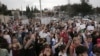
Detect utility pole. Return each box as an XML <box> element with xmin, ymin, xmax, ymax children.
<box><xmin>68</xmin><ymin>0</ymin><xmax>70</xmax><ymax>17</ymax></box>
<box><xmin>21</xmin><ymin>5</ymin><xmax>23</xmax><ymax>16</ymax></box>
<box><xmin>68</xmin><ymin>0</ymin><xmax>70</xmax><ymax>5</ymax></box>
<box><xmin>39</xmin><ymin>0</ymin><xmax>42</xmax><ymax>19</ymax></box>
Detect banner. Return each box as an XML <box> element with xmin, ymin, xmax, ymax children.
<box><xmin>21</xmin><ymin>19</ymin><xmax>29</xmax><ymax>24</ymax></box>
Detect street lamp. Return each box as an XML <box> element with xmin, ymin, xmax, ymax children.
<box><xmin>21</xmin><ymin>5</ymin><xmax>23</xmax><ymax>16</ymax></box>
<box><xmin>67</xmin><ymin>0</ymin><xmax>70</xmax><ymax>17</ymax></box>
<box><xmin>39</xmin><ymin>0</ymin><xmax>42</xmax><ymax>19</ymax></box>
<box><xmin>68</xmin><ymin>0</ymin><xmax>70</xmax><ymax>5</ymax></box>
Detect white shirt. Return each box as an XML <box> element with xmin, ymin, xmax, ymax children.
<box><xmin>80</xmin><ymin>24</ymin><xmax>86</xmax><ymax>29</ymax></box>
<box><xmin>87</xmin><ymin>25</ymin><xmax>94</xmax><ymax>31</ymax></box>
<box><xmin>35</xmin><ymin>27</ymin><xmax>39</xmax><ymax>31</ymax></box>
<box><xmin>52</xmin><ymin>38</ymin><xmax>56</xmax><ymax>46</ymax></box>
<box><xmin>58</xmin><ymin>52</ymin><xmax>67</xmax><ymax>56</ymax></box>
<box><xmin>76</xmin><ymin>23</ymin><xmax>80</xmax><ymax>27</ymax></box>
<box><xmin>39</xmin><ymin>30</ymin><xmax>50</xmax><ymax>38</ymax></box>
<box><xmin>3</xmin><ymin>35</ymin><xmax>11</xmax><ymax>44</ymax></box>
<box><xmin>25</xmin><ymin>29</ymin><xmax>28</xmax><ymax>33</ymax></box>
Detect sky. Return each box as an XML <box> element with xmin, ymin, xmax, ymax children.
<box><xmin>0</xmin><ymin>0</ymin><xmax>100</xmax><ymax>10</ymax></box>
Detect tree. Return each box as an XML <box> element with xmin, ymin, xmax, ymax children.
<box><xmin>0</xmin><ymin>4</ymin><xmax>12</xmax><ymax>16</ymax></box>
<box><xmin>30</xmin><ymin>7</ymin><xmax>35</xmax><ymax>18</ymax></box>
<box><xmin>59</xmin><ymin>2</ymin><xmax>93</xmax><ymax>17</ymax></box>
<box><xmin>6</xmin><ymin>10</ymin><xmax>12</xmax><ymax>16</ymax></box>
<box><xmin>26</xmin><ymin>6</ymin><xmax>31</xmax><ymax>18</ymax></box>
<box><xmin>0</xmin><ymin>4</ymin><xmax>7</xmax><ymax>15</ymax></box>
<box><xmin>79</xmin><ymin>2</ymin><xmax>92</xmax><ymax>16</ymax></box>
<box><xmin>70</xmin><ymin>4</ymin><xmax>81</xmax><ymax>16</ymax></box>
<box><xmin>31</xmin><ymin>7</ymin><xmax>34</xmax><ymax>13</ymax></box>
<box><xmin>69</xmin><ymin>2</ymin><xmax>93</xmax><ymax>16</ymax></box>
<box><xmin>33</xmin><ymin>6</ymin><xmax>39</xmax><ymax>13</ymax></box>
<box><xmin>94</xmin><ymin>7</ymin><xmax>100</xmax><ymax>14</ymax></box>
<box><xmin>2</xmin><ymin>4</ymin><xmax>7</xmax><ymax>15</ymax></box>
<box><xmin>81</xmin><ymin>0</ymin><xmax>89</xmax><ymax>3</ymax></box>
<box><xmin>25</xmin><ymin>6</ymin><xmax>40</xmax><ymax>18</ymax></box>
<box><xmin>26</xmin><ymin>6</ymin><xmax>31</xmax><ymax>13</ymax></box>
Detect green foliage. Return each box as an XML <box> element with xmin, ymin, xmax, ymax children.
<box><xmin>0</xmin><ymin>4</ymin><xmax>12</xmax><ymax>16</ymax></box>
<box><xmin>94</xmin><ymin>7</ymin><xmax>100</xmax><ymax>14</ymax></box>
<box><xmin>0</xmin><ymin>4</ymin><xmax>7</xmax><ymax>15</ymax></box>
<box><xmin>60</xmin><ymin>2</ymin><xmax>93</xmax><ymax>16</ymax></box>
<box><xmin>26</xmin><ymin>6</ymin><xmax>31</xmax><ymax>18</ymax></box>
<box><xmin>26</xmin><ymin>6</ymin><xmax>39</xmax><ymax>18</ymax></box>
<box><xmin>33</xmin><ymin>6</ymin><xmax>39</xmax><ymax>13</ymax></box>
<box><xmin>79</xmin><ymin>2</ymin><xmax>92</xmax><ymax>16</ymax></box>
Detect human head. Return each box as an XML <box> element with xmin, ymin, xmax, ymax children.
<box><xmin>44</xmin><ymin>28</ymin><xmax>48</xmax><ymax>33</ymax></box>
<box><xmin>12</xmin><ymin>37</ymin><xmax>18</xmax><ymax>43</ymax></box>
<box><xmin>95</xmin><ymin>31</ymin><xmax>100</xmax><ymax>37</ymax></box>
<box><xmin>62</xmin><ymin>27</ymin><xmax>66</xmax><ymax>32</ymax></box>
<box><xmin>59</xmin><ymin>44</ymin><xmax>66</xmax><ymax>52</ymax></box>
<box><xmin>93</xmin><ymin>45</ymin><xmax>100</xmax><ymax>56</ymax></box>
<box><xmin>76</xmin><ymin>45</ymin><xmax>88</xmax><ymax>56</ymax></box>
<box><xmin>42</xmin><ymin>44</ymin><xmax>52</xmax><ymax>56</ymax></box>
<box><xmin>3</xmin><ymin>31</ymin><xmax>8</xmax><ymax>35</ymax></box>
<box><xmin>73</xmin><ymin>37</ymin><xmax>81</xmax><ymax>46</ymax></box>
<box><xmin>86</xmin><ymin>35</ymin><xmax>92</xmax><ymax>43</ymax></box>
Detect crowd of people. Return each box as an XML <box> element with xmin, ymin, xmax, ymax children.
<box><xmin>0</xmin><ymin>18</ymin><xmax>100</xmax><ymax>56</ymax></box>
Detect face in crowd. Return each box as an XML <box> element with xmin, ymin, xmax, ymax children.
<box><xmin>73</xmin><ymin>37</ymin><xmax>81</xmax><ymax>46</ymax></box>
<box><xmin>76</xmin><ymin>45</ymin><xmax>88</xmax><ymax>56</ymax></box>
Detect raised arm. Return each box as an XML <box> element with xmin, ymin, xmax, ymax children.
<box><xmin>17</xmin><ymin>43</ymin><xmax>22</xmax><ymax>50</ymax></box>
<box><xmin>65</xmin><ymin>38</ymin><xmax>72</xmax><ymax>51</ymax></box>
<box><xmin>24</xmin><ymin>38</ymin><xmax>33</xmax><ymax>49</ymax></box>
<box><xmin>82</xmin><ymin>33</ymin><xmax>89</xmax><ymax>48</ymax></box>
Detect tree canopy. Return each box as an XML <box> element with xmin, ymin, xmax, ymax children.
<box><xmin>0</xmin><ymin>4</ymin><xmax>12</xmax><ymax>16</ymax></box>
<box><xmin>26</xmin><ymin>6</ymin><xmax>39</xmax><ymax>18</ymax></box>
<box><xmin>59</xmin><ymin>2</ymin><xmax>93</xmax><ymax>16</ymax></box>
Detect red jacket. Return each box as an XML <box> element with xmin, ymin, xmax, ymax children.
<box><xmin>60</xmin><ymin>32</ymin><xmax>69</xmax><ymax>44</ymax></box>
<box><xmin>97</xmin><ymin>38</ymin><xmax>100</xmax><ymax>47</ymax></box>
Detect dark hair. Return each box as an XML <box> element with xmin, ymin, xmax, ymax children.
<box><xmin>59</xmin><ymin>45</ymin><xmax>66</xmax><ymax>52</ymax></box>
<box><xmin>3</xmin><ymin>31</ymin><xmax>8</xmax><ymax>34</ymax></box>
<box><xmin>40</xmin><ymin>44</ymin><xmax>52</xmax><ymax>56</ymax></box>
<box><xmin>93</xmin><ymin>45</ymin><xmax>100</xmax><ymax>53</ymax></box>
<box><xmin>43</xmin><ymin>44</ymin><xmax>51</xmax><ymax>49</ymax></box>
<box><xmin>0</xmin><ymin>30</ymin><xmax>2</xmax><ymax>34</ymax></box>
<box><xmin>75</xmin><ymin>45</ymin><xmax>88</xmax><ymax>56</ymax></box>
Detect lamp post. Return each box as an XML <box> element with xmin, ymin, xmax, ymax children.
<box><xmin>21</xmin><ymin>5</ymin><xmax>23</xmax><ymax>19</ymax></box>
<box><xmin>68</xmin><ymin>0</ymin><xmax>70</xmax><ymax>5</ymax></box>
<box><xmin>39</xmin><ymin>0</ymin><xmax>42</xmax><ymax>19</ymax></box>
<box><xmin>67</xmin><ymin>0</ymin><xmax>70</xmax><ymax>17</ymax></box>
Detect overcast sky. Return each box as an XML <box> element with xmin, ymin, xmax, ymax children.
<box><xmin>0</xmin><ymin>0</ymin><xmax>100</xmax><ymax>10</ymax></box>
